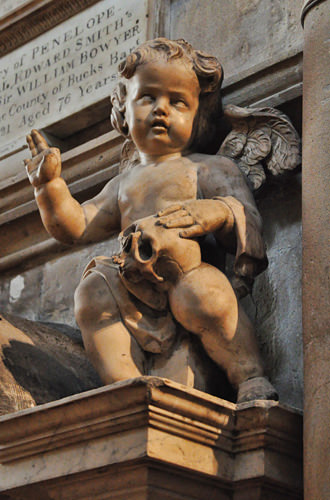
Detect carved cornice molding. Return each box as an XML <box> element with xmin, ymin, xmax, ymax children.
<box><xmin>0</xmin><ymin>377</ymin><xmax>235</xmax><ymax>465</ymax></box>
<box><xmin>301</xmin><ymin>0</ymin><xmax>328</xmax><ymax>26</ymax></box>
<box><xmin>223</xmin><ymin>52</ymin><xmax>303</xmax><ymax>108</ymax></box>
<box><xmin>0</xmin><ymin>0</ymin><xmax>100</xmax><ymax>57</ymax></box>
<box><xmin>0</xmin><ymin>377</ymin><xmax>303</xmax><ymax>498</ymax></box>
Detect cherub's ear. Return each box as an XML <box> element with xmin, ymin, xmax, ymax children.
<box><xmin>219</xmin><ymin>105</ymin><xmax>301</xmax><ymax>191</ymax></box>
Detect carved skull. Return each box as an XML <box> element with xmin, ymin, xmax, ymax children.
<box><xmin>118</xmin><ymin>215</ymin><xmax>202</xmax><ymax>286</ymax></box>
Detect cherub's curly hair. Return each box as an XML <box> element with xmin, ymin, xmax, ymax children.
<box><xmin>111</xmin><ymin>38</ymin><xmax>224</xmax><ymax>158</ymax></box>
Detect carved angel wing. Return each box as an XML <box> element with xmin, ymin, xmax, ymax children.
<box><xmin>219</xmin><ymin>104</ymin><xmax>301</xmax><ymax>191</ymax></box>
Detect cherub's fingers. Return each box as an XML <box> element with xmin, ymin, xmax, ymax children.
<box><xmin>26</xmin><ymin>134</ymin><xmax>38</xmax><ymax>157</ymax></box>
<box><xmin>32</xmin><ymin>129</ymin><xmax>49</xmax><ymax>152</ymax></box>
<box><xmin>180</xmin><ymin>225</ymin><xmax>205</xmax><ymax>238</ymax></box>
<box><xmin>157</xmin><ymin>209</ymin><xmax>188</xmax><ymax>225</ymax></box>
<box><xmin>164</xmin><ymin>215</ymin><xmax>194</xmax><ymax>228</ymax></box>
<box><xmin>157</xmin><ymin>204</ymin><xmax>183</xmax><ymax>217</ymax></box>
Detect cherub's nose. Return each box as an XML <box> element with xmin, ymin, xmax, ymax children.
<box><xmin>153</xmin><ymin>97</ymin><xmax>169</xmax><ymax>116</ymax></box>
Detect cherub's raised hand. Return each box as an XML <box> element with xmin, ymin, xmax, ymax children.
<box><xmin>156</xmin><ymin>199</ymin><xmax>234</xmax><ymax>238</ymax></box>
<box><xmin>24</xmin><ymin>129</ymin><xmax>61</xmax><ymax>187</ymax></box>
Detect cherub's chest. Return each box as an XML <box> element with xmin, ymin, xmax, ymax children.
<box><xmin>118</xmin><ymin>162</ymin><xmax>198</xmax><ymax>214</ymax></box>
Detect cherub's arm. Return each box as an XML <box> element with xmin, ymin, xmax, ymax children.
<box><xmin>157</xmin><ymin>155</ymin><xmax>259</xmax><ymax>241</ymax></box>
<box><xmin>197</xmin><ymin>153</ymin><xmax>263</xmax><ymax>238</ymax></box>
<box><xmin>157</xmin><ymin>154</ymin><xmax>267</xmax><ymax>296</ymax></box>
<box><xmin>25</xmin><ymin>130</ymin><xmax>121</xmax><ymax>244</ymax></box>
<box><xmin>79</xmin><ymin>179</ymin><xmax>121</xmax><ymax>243</ymax></box>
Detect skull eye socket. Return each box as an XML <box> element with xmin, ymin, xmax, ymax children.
<box><xmin>122</xmin><ymin>223</ymin><xmax>137</xmax><ymax>238</ymax></box>
<box><xmin>138</xmin><ymin>238</ymin><xmax>153</xmax><ymax>261</ymax></box>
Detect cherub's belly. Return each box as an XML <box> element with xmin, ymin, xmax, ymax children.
<box><xmin>118</xmin><ymin>160</ymin><xmax>199</xmax><ymax>229</ymax></box>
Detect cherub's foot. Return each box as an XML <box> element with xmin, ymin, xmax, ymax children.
<box><xmin>237</xmin><ymin>376</ymin><xmax>278</xmax><ymax>403</ymax></box>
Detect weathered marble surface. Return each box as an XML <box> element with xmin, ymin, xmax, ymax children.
<box><xmin>170</xmin><ymin>0</ymin><xmax>303</xmax><ymax>85</ymax></box>
<box><xmin>0</xmin><ymin>377</ymin><xmax>303</xmax><ymax>499</ymax></box>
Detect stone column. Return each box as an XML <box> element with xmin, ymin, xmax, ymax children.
<box><xmin>301</xmin><ymin>1</ymin><xmax>330</xmax><ymax>499</ymax></box>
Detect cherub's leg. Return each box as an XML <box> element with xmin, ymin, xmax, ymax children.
<box><xmin>169</xmin><ymin>263</ymin><xmax>277</xmax><ymax>401</ymax></box>
<box><xmin>74</xmin><ymin>272</ymin><xmax>146</xmax><ymax>384</ymax></box>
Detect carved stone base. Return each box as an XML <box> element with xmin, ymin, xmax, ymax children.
<box><xmin>0</xmin><ymin>377</ymin><xmax>302</xmax><ymax>499</ymax></box>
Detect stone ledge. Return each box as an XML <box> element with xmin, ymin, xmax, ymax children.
<box><xmin>223</xmin><ymin>52</ymin><xmax>302</xmax><ymax>108</ymax></box>
<box><xmin>0</xmin><ymin>377</ymin><xmax>303</xmax><ymax>499</ymax></box>
<box><xmin>0</xmin><ymin>377</ymin><xmax>235</xmax><ymax>465</ymax></box>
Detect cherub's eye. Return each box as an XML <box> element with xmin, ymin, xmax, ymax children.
<box><xmin>139</xmin><ymin>94</ymin><xmax>154</xmax><ymax>104</ymax></box>
<box><xmin>171</xmin><ymin>98</ymin><xmax>188</xmax><ymax>109</ymax></box>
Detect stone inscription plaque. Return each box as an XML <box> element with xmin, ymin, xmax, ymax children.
<box><xmin>0</xmin><ymin>0</ymin><xmax>148</xmax><ymax>149</ymax></box>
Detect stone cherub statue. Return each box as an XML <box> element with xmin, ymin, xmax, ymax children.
<box><xmin>25</xmin><ymin>38</ymin><xmax>300</xmax><ymax>403</ymax></box>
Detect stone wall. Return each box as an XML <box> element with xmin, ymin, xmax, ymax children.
<box><xmin>245</xmin><ymin>176</ymin><xmax>302</xmax><ymax>408</ymax></box>
<box><xmin>0</xmin><ymin>238</ymin><xmax>119</xmax><ymax>328</ymax></box>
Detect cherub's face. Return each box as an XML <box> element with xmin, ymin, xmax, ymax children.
<box><xmin>125</xmin><ymin>59</ymin><xmax>200</xmax><ymax>159</ymax></box>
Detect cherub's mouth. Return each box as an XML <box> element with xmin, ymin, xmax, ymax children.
<box><xmin>151</xmin><ymin>118</ymin><xmax>169</xmax><ymax>132</ymax></box>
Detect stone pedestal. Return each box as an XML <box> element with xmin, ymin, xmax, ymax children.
<box><xmin>0</xmin><ymin>377</ymin><xmax>302</xmax><ymax>499</ymax></box>
<box><xmin>301</xmin><ymin>1</ymin><xmax>330</xmax><ymax>499</ymax></box>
